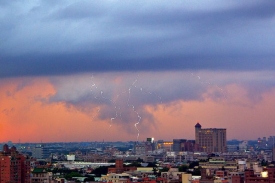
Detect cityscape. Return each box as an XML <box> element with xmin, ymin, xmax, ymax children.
<box><xmin>1</xmin><ymin>0</ymin><xmax>275</xmax><ymax>183</ymax></box>
<box><xmin>1</xmin><ymin>123</ymin><xmax>275</xmax><ymax>182</ymax></box>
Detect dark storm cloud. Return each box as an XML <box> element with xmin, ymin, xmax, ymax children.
<box><xmin>1</xmin><ymin>0</ymin><xmax>275</xmax><ymax>78</ymax></box>
<box><xmin>114</xmin><ymin>1</ymin><xmax>275</xmax><ymax>30</ymax></box>
<box><xmin>44</xmin><ymin>70</ymin><xmax>275</xmax><ymax>131</ymax></box>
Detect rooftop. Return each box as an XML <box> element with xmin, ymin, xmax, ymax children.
<box><xmin>195</xmin><ymin>123</ymin><xmax>201</xmax><ymax>128</ymax></box>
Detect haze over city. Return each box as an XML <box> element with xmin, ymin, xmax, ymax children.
<box><xmin>1</xmin><ymin>1</ymin><xmax>275</xmax><ymax>142</ymax></box>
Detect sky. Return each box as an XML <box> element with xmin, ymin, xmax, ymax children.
<box><xmin>1</xmin><ymin>0</ymin><xmax>275</xmax><ymax>143</ymax></box>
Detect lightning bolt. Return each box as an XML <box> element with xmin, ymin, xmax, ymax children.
<box><xmin>90</xmin><ymin>74</ymin><xmax>162</xmax><ymax>142</ymax></box>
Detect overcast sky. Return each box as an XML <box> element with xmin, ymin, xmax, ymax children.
<box><xmin>1</xmin><ymin>0</ymin><xmax>275</xmax><ymax>142</ymax></box>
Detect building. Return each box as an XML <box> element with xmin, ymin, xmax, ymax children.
<box><xmin>173</xmin><ymin>139</ymin><xmax>186</xmax><ymax>152</ymax></box>
<box><xmin>108</xmin><ymin>159</ymin><xmax>137</xmax><ymax>174</ymax></box>
<box><xmin>101</xmin><ymin>173</ymin><xmax>131</xmax><ymax>183</ymax></box>
<box><xmin>156</xmin><ymin>141</ymin><xmax>173</xmax><ymax>151</ymax></box>
<box><xmin>232</xmin><ymin>174</ymin><xmax>244</xmax><ymax>183</ymax></box>
<box><xmin>195</xmin><ymin>123</ymin><xmax>226</xmax><ymax>153</ymax></box>
<box><xmin>0</xmin><ymin>144</ymin><xmax>31</xmax><ymax>183</ymax></box>
<box><xmin>267</xmin><ymin>136</ymin><xmax>275</xmax><ymax>148</ymax></box>
<box><xmin>238</xmin><ymin>141</ymin><xmax>248</xmax><ymax>152</ymax></box>
<box><xmin>31</xmin><ymin>168</ymin><xmax>52</xmax><ymax>183</ymax></box>
<box><xmin>134</xmin><ymin>140</ymin><xmax>154</xmax><ymax>155</ymax></box>
<box><xmin>182</xmin><ymin>140</ymin><xmax>196</xmax><ymax>152</ymax></box>
<box><xmin>200</xmin><ymin>169</ymin><xmax>214</xmax><ymax>183</ymax></box>
<box><xmin>101</xmin><ymin>173</ymin><xmax>166</xmax><ymax>183</ymax></box>
<box><xmin>199</xmin><ymin>157</ymin><xmax>238</xmax><ymax>171</ymax></box>
<box><xmin>245</xmin><ymin>167</ymin><xmax>275</xmax><ymax>183</ymax></box>
<box><xmin>32</xmin><ymin>144</ymin><xmax>50</xmax><ymax>159</ymax></box>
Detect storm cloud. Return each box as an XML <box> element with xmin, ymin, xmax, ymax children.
<box><xmin>1</xmin><ymin>0</ymin><xmax>275</xmax><ymax>78</ymax></box>
<box><xmin>1</xmin><ymin>1</ymin><xmax>275</xmax><ymax>142</ymax></box>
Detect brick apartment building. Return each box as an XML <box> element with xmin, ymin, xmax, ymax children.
<box><xmin>231</xmin><ymin>167</ymin><xmax>275</xmax><ymax>183</ymax></box>
<box><xmin>108</xmin><ymin>159</ymin><xmax>137</xmax><ymax>174</ymax></box>
<box><xmin>0</xmin><ymin>144</ymin><xmax>31</xmax><ymax>183</ymax></box>
<box><xmin>245</xmin><ymin>168</ymin><xmax>275</xmax><ymax>183</ymax></box>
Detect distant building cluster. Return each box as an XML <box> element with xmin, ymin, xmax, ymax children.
<box><xmin>1</xmin><ymin>123</ymin><xmax>275</xmax><ymax>183</ymax></box>
<box><xmin>132</xmin><ymin>123</ymin><xmax>226</xmax><ymax>156</ymax></box>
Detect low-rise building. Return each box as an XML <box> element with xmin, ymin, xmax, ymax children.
<box><xmin>31</xmin><ymin>168</ymin><xmax>53</xmax><ymax>183</ymax></box>
<box><xmin>245</xmin><ymin>167</ymin><xmax>275</xmax><ymax>183</ymax></box>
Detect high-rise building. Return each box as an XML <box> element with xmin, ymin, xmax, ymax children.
<box><xmin>195</xmin><ymin>123</ymin><xmax>226</xmax><ymax>153</ymax></box>
<box><xmin>0</xmin><ymin>144</ymin><xmax>31</xmax><ymax>183</ymax></box>
<box><xmin>268</xmin><ymin>136</ymin><xmax>275</xmax><ymax>148</ymax></box>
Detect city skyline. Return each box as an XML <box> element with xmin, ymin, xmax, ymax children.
<box><xmin>1</xmin><ymin>1</ymin><xmax>275</xmax><ymax>142</ymax></box>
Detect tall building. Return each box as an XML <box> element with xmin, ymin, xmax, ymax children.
<box><xmin>0</xmin><ymin>144</ymin><xmax>31</xmax><ymax>183</ymax></box>
<box><xmin>268</xmin><ymin>136</ymin><xmax>275</xmax><ymax>148</ymax></box>
<box><xmin>195</xmin><ymin>123</ymin><xmax>226</xmax><ymax>153</ymax></box>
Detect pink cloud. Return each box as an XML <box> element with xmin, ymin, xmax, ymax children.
<box><xmin>0</xmin><ymin>75</ymin><xmax>275</xmax><ymax>143</ymax></box>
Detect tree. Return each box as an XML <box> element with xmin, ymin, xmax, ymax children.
<box><xmin>153</xmin><ymin>167</ymin><xmax>158</xmax><ymax>176</ymax></box>
<box><xmin>108</xmin><ymin>159</ymin><xmax>116</xmax><ymax>163</ymax></box>
<box><xmin>147</xmin><ymin>162</ymin><xmax>157</xmax><ymax>167</ymax></box>
<box><xmin>84</xmin><ymin>176</ymin><xmax>95</xmax><ymax>181</ymax></box>
<box><xmin>65</xmin><ymin>172</ymin><xmax>82</xmax><ymax>180</ymax></box>
<box><xmin>178</xmin><ymin>165</ymin><xmax>188</xmax><ymax>172</ymax></box>
<box><xmin>157</xmin><ymin>167</ymin><xmax>169</xmax><ymax>177</ymax></box>
<box><xmin>192</xmin><ymin>166</ymin><xmax>202</xmax><ymax>176</ymax></box>
<box><xmin>127</xmin><ymin>161</ymin><xmax>142</xmax><ymax>167</ymax></box>
<box><xmin>92</xmin><ymin>166</ymin><xmax>109</xmax><ymax>176</ymax></box>
<box><xmin>159</xmin><ymin>167</ymin><xmax>169</xmax><ymax>173</ymax></box>
<box><xmin>261</xmin><ymin>159</ymin><xmax>268</xmax><ymax>167</ymax></box>
<box><xmin>137</xmin><ymin>158</ymin><xmax>144</xmax><ymax>162</ymax></box>
<box><xmin>189</xmin><ymin>161</ymin><xmax>199</xmax><ymax>169</ymax></box>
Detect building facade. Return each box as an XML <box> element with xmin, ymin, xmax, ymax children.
<box><xmin>32</xmin><ymin>145</ymin><xmax>50</xmax><ymax>159</ymax></box>
<box><xmin>31</xmin><ymin>168</ymin><xmax>52</xmax><ymax>183</ymax></box>
<box><xmin>0</xmin><ymin>144</ymin><xmax>31</xmax><ymax>183</ymax></box>
<box><xmin>245</xmin><ymin>168</ymin><xmax>275</xmax><ymax>183</ymax></box>
<box><xmin>195</xmin><ymin>123</ymin><xmax>227</xmax><ymax>153</ymax></box>
<box><xmin>108</xmin><ymin>159</ymin><xmax>137</xmax><ymax>174</ymax></box>
<box><xmin>173</xmin><ymin>139</ymin><xmax>186</xmax><ymax>152</ymax></box>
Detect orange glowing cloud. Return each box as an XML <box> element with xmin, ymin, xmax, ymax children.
<box><xmin>0</xmin><ymin>77</ymin><xmax>120</xmax><ymax>142</ymax></box>
<box><xmin>1</xmin><ymin>76</ymin><xmax>275</xmax><ymax>143</ymax></box>
<box><xmin>145</xmin><ymin>84</ymin><xmax>275</xmax><ymax>141</ymax></box>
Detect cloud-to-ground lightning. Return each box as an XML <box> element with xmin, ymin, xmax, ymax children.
<box><xmin>90</xmin><ymin>75</ymin><xmax>163</xmax><ymax>141</ymax></box>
